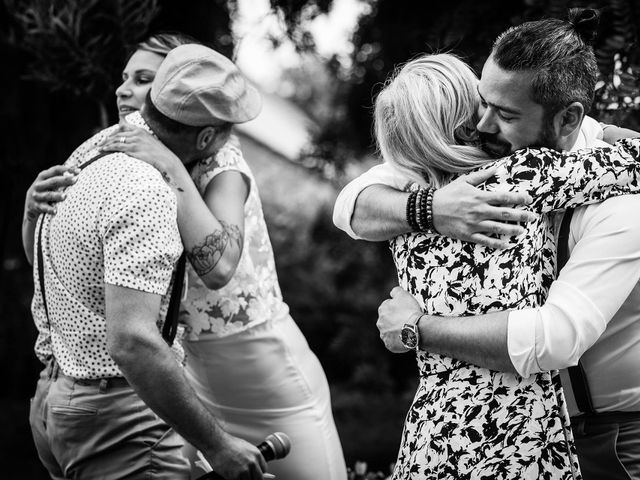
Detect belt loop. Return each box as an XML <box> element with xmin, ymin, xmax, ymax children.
<box><xmin>46</xmin><ymin>357</ymin><xmax>54</xmax><ymax>380</ymax></box>
<box><xmin>51</xmin><ymin>360</ymin><xmax>59</xmax><ymax>381</ymax></box>
<box><xmin>99</xmin><ymin>378</ymin><xmax>108</xmax><ymax>393</ymax></box>
<box><xmin>573</xmin><ymin>416</ymin><xmax>586</xmax><ymax>436</ymax></box>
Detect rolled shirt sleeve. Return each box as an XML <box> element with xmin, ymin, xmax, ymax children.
<box><xmin>333</xmin><ymin>163</ymin><xmax>416</xmax><ymax>239</ymax></box>
<box><xmin>508</xmin><ymin>195</ymin><xmax>640</xmax><ymax>377</ymax></box>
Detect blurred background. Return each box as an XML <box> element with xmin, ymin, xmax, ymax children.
<box><xmin>1</xmin><ymin>0</ymin><xmax>640</xmax><ymax>478</ymax></box>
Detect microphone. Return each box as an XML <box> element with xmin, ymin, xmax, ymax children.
<box><xmin>257</xmin><ymin>432</ymin><xmax>291</xmax><ymax>461</ymax></box>
<box><xmin>195</xmin><ymin>432</ymin><xmax>291</xmax><ymax>480</ymax></box>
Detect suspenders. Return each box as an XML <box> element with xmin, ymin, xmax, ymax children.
<box><xmin>36</xmin><ymin>152</ymin><xmax>186</xmax><ymax>347</ymax></box>
<box><xmin>557</xmin><ymin>208</ymin><xmax>596</xmax><ymax>415</ymax></box>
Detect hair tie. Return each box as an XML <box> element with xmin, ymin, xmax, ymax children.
<box><xmin>568</xmin><ymin>8</ymin><xmax>600</xmax><ymax>45</ymax></box>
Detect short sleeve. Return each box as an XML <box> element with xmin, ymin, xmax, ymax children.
<box><xmin>191</xmin><ymin>134</ymin><xmax>251</xmax><ymax>196</ymax></box>
<box><xmin>101</xmin><ymin>178</ymin><xmax>182</xmax><ymax>294</ymax></box>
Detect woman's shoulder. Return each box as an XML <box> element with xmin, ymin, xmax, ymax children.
<box><xmin>191</xmin><ymin>134</ymin><xmax>253</xmax><ymax>193</ymax></box>
<box><xmin>214</xmin><ymin>135</ymin><xmax>249</xmax><ymax>171</ymax></box>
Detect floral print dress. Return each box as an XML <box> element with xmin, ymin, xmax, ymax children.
<box><xmin>389</xmin><ymin>140</ymin><xmax>640</xmax><ymax>479</ymax></box>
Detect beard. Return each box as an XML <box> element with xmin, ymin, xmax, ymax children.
<box><xmin>478</xmin><ymin>119</ymin><xmax>559</xmax><ymax>159</ymax></box>
<box><xmin>478</xmin><ymin>131</ymin><xmax>512</xmax><ymax>158</ymax></box>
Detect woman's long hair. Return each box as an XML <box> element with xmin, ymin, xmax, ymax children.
<box><xmin>374</xmin><ymin>53</ymin><xmax>490</xmax><ymax>187</ymax></box>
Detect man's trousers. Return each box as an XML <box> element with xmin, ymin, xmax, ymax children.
<box><xmin>29</xmin><ymin>360</ymin><xmax>190</xmax><ymax>479</ymax></box>
<box><xmin>573</xmin><ymin>412</ymin><xmax>640</xmax><ymax>480</ymax></box>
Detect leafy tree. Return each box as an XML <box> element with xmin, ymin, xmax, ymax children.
<box><xmin>3</xmin><ymin>0</ymin><xmax>242</xmax><ymax>129</ymax></box>
<box><xmin>4</xmin><ymin>0</ymin><xmax>160</xmax><ymax>127</ymax></box>
<box><xmin>301</xmin><ymin>0</ymin><xmax>640</xmax><ymax>164</ymax></box>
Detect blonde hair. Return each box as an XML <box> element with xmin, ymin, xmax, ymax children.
<box><xmin>374</xmin><ymin>53</ymin><xmax>490</xmax><ymax>187</ymax></box>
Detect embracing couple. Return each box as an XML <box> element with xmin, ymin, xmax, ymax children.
<box><xmin>334</xmin><ymin>8</ymin><xmax>640</xmax><ymax>480</ymax></box>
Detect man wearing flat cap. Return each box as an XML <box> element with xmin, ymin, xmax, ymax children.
<box><xmin>28</xmin><ymin>44</ymin><xmax>266</xmax><ymax>479</ymax></box>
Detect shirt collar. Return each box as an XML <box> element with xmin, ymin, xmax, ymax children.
<box><xmin>570</xmin><ymin>133</ymin><xmax>586</xmax><ymax>151</ymax></box>
<box><xmin>124</xmin><ymin>111</ymin><xmax>154</xmax><ymax>135</ymax></box>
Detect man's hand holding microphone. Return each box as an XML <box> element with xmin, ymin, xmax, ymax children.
<box><xmin>197</xmin><ymin>432</ymin><xmax>292</xmax><ymax>480</ymax></box>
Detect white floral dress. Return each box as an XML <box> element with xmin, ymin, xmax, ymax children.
<box><xmin>390</xmin><ymin>140</ymin><xmax>640</xmax><ymax>479</ymax></box>
<box><xmin>181</xmin><ymin>136</ymin><xmax>348</xmax><ymax>480</ymax></box>
<box><xmin>183</xmin><ymin>136</ymin><xmax>290</xmax><ymax>339</ymax></box>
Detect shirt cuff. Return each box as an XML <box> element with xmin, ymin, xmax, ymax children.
<box><xmin>333</xmin><ymin>189</ymin><xmax>364</xmax><ymax>240</ymax></box>
<box><xmin>507</xmin><ymin>308</ymin><xmax>539</xmax><ymax>378</ymax></box>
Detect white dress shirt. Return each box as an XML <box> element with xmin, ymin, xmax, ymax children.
<box><xmin>508</xmin><ymin>196</ymin><xmax>640</xmax><ymax>414</ymax></box>
<box><xmin>508</xmin><ymin>120</ymin><xmax>640</xmax><ymax>414</ymax></box>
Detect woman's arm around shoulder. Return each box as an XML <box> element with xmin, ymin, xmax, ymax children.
<box><xmin>189</xmin><ymin>169</ymin><xmax>248</xmax><ymax>289</ymax></box>
<box><xmin>101</xmin><ymin>125</ymin><xmax>249</xmax><ymax>289</ymax></box>
<box><xmin>482</xmin><ymin>137</ymin><xmax>640</xmax><ymax>215</ymax></box>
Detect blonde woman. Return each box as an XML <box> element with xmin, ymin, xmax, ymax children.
<box><xmin>371</xmin><ymin>53</ymin><xmax>640</xmax><ymax>479</ymax></box>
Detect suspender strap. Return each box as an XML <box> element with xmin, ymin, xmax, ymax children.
<box><xmin>78</xmin><ymin>151</ymin><xmax>111</xmax><ymax>171</ymax></box>
<box><xmin>568</xmin><ymin>362</ymin><xmax>595</xmax><ymax>415</ymax></box>
<box><xmin>36</xmin><ymin>151</ymin><xmax>184</xmax><ymax>346</ymax></box>
<box><xmin>556</xmin><ymin>209</ymin><xmax>573</xmax><ymax>272</ymax></box>
<box><xmin>36</xmin><ymin>152</ymin><xmax>112</xmax><ymax>326</ymax></box>
<box><xmin>163</xmin><ymin>253</ymin><xmax>186</xmax><ymax>346</ymax></box>
<box><xmin>36</xmin><ymin>217</ymin><xmax>49</xmax><ymax>321</ymax></box>
<box><xmin>557</xmin><ymin>208</ymin><xmax>596</xmax><ymax>415</ymax></box>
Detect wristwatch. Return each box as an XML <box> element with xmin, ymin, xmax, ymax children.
<box><xmin>400</xmin><ymin>314</ymin><xmax>423</xmax><ymax>351</ymax></box>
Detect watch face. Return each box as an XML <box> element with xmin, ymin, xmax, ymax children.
<box><xmin>401</xmin><ymin>324</ymin><xmax>418</xmax><ymax>349</ymax></box>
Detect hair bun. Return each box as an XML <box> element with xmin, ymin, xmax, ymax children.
<box><xmin>568</xmin><ymin>8</ymin><xmax>600</xmax><ymax>45</ymax></box>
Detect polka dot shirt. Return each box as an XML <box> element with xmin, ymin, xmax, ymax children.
<box><xmin>31</xmin><ymin>113</ymin><xmax>184</xmax><ymax>378</ymax></box>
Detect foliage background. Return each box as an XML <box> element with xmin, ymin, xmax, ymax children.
<box><xmin>1</xmin><ymin>0</ymin><xmax>640</xmax><ymax>478</ymax></box>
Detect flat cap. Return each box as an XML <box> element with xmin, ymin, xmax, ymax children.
<box><xmin>151</xmin><ymin>44</ymin><xmax>262</xmax><ymax>126</ymax></box>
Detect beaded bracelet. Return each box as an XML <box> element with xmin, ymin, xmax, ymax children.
<box><xmin>417</xmin><ymin>187</ymin><xmax>427</xmax><ymax>231</ymax></box>
<box><xmin>406</xmin><ymin>187</ymin><xmax>438</xmax><ymax>233</ymax></box>
<box><xmin>415</xmin><ymin>188</ymin><xmax>425</xmax><ymax>231</ymax></box>
<box><xmin>424</xmin><ymin>187</ymin><xmax>437</xmax><ymax>234</ymax></box>
<box><xmin>414</xmin><ymin>187</ymin><xmax>435</xmax><ymax>233</ymax></box>
<box><xmin>405</xmin><ymin>190</ymin><xmax>420</xmax><ymax>231</ymax></box>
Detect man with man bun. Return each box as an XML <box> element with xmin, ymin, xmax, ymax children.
<box><xmin>336</xmin><ymin>9</ymin><xmax>640</xmax><ymax>479</ymax></box>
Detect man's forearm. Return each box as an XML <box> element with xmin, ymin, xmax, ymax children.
<box><xmin>111</xmin><ymin>331</ymin><xmax>226</xmax><ymax>459</ymax></box>
<box><xmin>418</xmin><ymin>310</ymin><xmax>516</xmax><ymax>373</ymax></box>
<box><xmin>351</xmin><ymin>185</ymin><xmax>411</xmax><ymax>241</ymax></box>
<box><xmin>348</xmin><ymin>174</ymin><xmax>533</xmax><ymax>247</ymax></box>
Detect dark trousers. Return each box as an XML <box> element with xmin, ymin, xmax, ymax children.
<box><xmin>572</xmin><ymin>412</ymin><xmax>640</xmax><ymax>480</ymax></box>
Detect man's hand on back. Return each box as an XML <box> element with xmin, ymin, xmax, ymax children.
<box><xmin>432</xmin><ymin>168</ymin><xmax>536</xmax><ymax>249</ymax></box>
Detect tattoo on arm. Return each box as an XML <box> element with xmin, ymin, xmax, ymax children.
<box><xmin>186</xmin><ymin>220</ymin><xmax>243</xmax><ymax>276</ymax></box>
<box><xmin>220</xmin><ymin>220</ymin><xmax>243</xmax><ymax>250</ymax></box>
<box><xmin>160</xmin><ymin>170</ymin><xmax>184</xmax><ymax>193</ymax></box>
